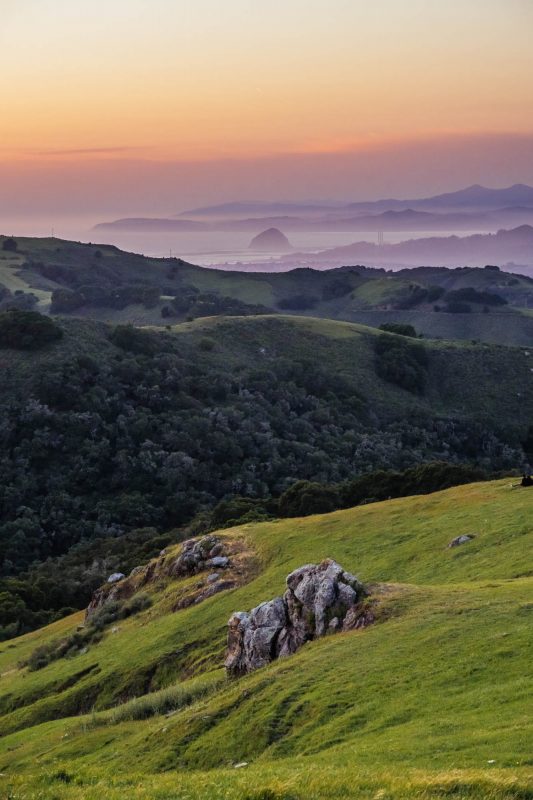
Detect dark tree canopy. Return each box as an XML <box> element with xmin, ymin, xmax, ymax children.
<box><xmin>0</xmin><ymin>310</ymin><xmax>63</xmax><ymax>350</ymax></box>
<box><xmin>379</xmin><ymin>323</ymin><xmax>418</xmax><ymax>338</ymax></box>
<box><xmin>2</xmin><ymin>237</ymin><xmax>18</xmax><ymax>252</ymax></box>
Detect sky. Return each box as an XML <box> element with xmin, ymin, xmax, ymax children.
<box><xmin>1</xmin><ymin>0</ymin><xmax>533</xmax><ymax>217</ymax></box>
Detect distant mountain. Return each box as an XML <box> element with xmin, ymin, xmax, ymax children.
<box><xmin>416</xmin><ymin>184</ymin><xmax>533</xmax><ymax>210</ymax></box>
<box><xmin>343</xmin><ymin>184</ymin><xmax>533</xmax><ymax>215</ymax></box>
<box><xmin>249</xmin><ymin>227</ymin><xmax>292</xmax><ymax>251</ymax></box>
<box><xmin>176</xmin><ymin>185</ymin><xmax>533</xmax><ymax>221</ymax></box>
<box><xmin>93</xmin><ymin>218</ymin><xmax>207</xmax><ymax>232</ymax></box>
<box><xmin>178</xmin><ymin>201</ymin><xmax>340</xmax><ymax>219</ymax></box>
<box><xmin>289</xmin><ymin>224</ymin><xmax>533</xmax><ymax>268</ymax></box>
<box><xmin>323</xmin><ymin>208</ymin><xmax>496</xmax><ymax>231</ymax></box>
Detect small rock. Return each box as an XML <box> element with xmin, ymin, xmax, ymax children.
<box><xmin>448</xmin><ymin>534</ymin><xmax>475</xmax><ymax>548</ymax></box>
<box><xmin>208</xmin><ymin>556</ymin><xmax>229</xmax><ymax>568</ymax></box>
<box><xmin>207</xmin><ymin>573</ymin><xmax>220</xmax><ymax>583</ymax></box>
<box><xmin>107</xmin><ymin>572</ymin><xmax>125</xmax><ymax>584</ymax></box>
<box><xmin>234</xmin><ymin>762</ymin><xmax>248</xmax><ymax>769</ymax></box>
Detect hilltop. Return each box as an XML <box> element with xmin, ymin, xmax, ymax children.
<box><xmin>0</xmin><ymin>478</ymin><xmax>531</xmax><ymax>798</ymax></box>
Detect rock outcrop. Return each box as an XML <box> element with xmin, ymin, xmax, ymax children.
<box><xmin>170</xmin><ymin>535</ymin><xmax>230</xmax><ymax>577</ymax></box>
<box><xmin>248</xmin><ymin>227</ymin><xmax>292</xmax><ymax>252</ymax></box>
<box><xmin>225</xmin><ymin>559</ymin><xmax>368</xmax><ymax>677</ymax></box>
<box><xmin>86</xmin><ymin>535</ymin><xmax>236</xmax><ymax>620</ymax></box>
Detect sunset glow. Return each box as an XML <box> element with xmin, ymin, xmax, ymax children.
<box><xmin>1</xmin><ymin>0</ymin><xmax>533</xmax><ymax>212</ymax></box>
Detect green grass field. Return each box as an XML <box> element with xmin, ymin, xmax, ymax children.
<box><xmin>1</xmin><ymin>479</ymin><xmax>532</xmax><ymax>798</ymax></box>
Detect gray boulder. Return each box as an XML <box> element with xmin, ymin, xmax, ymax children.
<box><xmin>107</xmin><ymin>572</ymin><xmax>125</xmax><ymax>584</ymax></box>
<box><xmin>448</xmin><ymin>534</ymin><xmax>475</xmax><ymax>548</ymax></box>
<box><xmin>208</xmin><ymin>556</ymin><xmax>229</xmax><ymax>568</ymax></box>
<box><xmin>225</xmin><ymin>559</ymin><xmax>367</xmax><ymax>676</ymax></box>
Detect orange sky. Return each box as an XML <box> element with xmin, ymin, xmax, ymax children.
<box><xmin>1</xmin><ymin>0</ymin><xmax>533</xmax><ymax>212</ymax></box>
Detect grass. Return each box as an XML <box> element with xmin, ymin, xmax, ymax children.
<box><xmin>0</xmin><ymin>479</ymin><xmax>531</xmax><ymax>796</ymax></box>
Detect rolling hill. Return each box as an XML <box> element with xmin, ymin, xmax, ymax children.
<box><xmin>0</xmin><ymin>478</ymin><xmax>531</xmax><ymax>798</ymax></box>
<box><xmin>286</xmin><ymin>225</ymin><xmax>533</xmax><ymax>270</ymax></box>
<box><xmin>3</xmin><ymin>234</ymin><xmax>533</xmax><ymax>345</ymax></box>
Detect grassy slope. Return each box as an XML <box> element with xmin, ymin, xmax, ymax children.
<box><xmin>0</xmin><ymin>479</ymin><xmax>532</xmax><ymax>798</ymax></box>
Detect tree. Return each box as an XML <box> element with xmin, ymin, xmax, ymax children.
<box><xmin>2</xmin><ymin>237</ymin><xmax>18</xmax><ymax>252</ymax></box>
<box><xmin>379</xmin><ymin>323</ymin><xmax>418</xmax><ymax>338</ymax></box>
<box><xmin>0</xmin><ymin>310</ymin><xmax>63</xmax><ymax>350</ymax></box>
<box><xmin>374</xmin><ymin>333</ymin><xmax>428</xmax><ymax>394</ymax></box>
<box><xmin>278</xmin><ymin>481</ymin><xmax>340</xmax><ymax>517</ymax></box>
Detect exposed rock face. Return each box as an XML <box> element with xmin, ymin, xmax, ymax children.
<box><xmin>170</xmin><ymin>535</ymin><xmax>230</xmax><ymax>577</ymax></box>
<box><xmin>225</xmin><ymin>559</ymin><xmax>367</xmax><ymax>677</ymax></box>
<box><xmin>249</xmin><ymin>227</ymin><xmax>292</xmax><ymax>252</ymax></box>
<box><xmin>86</xmin><ymin>535</ymin><xmax>234</xmax><ymax>620</ymax></box>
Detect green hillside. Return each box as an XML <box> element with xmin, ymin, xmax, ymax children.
<box><xmin>0</xmin><ymin>479</ymin><xmax>532</xmax><ymax>798</ymax></box>
<box><xmin>3</xmin><ymin>235</ymin><xmax>533</xmax><ymax>344</ymax></box>
<box><xmin>2</xmin><ymin>312</ymin><xmax>533</xmax><ymax>637</ymax></box>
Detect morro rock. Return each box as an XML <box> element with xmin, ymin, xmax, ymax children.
<box><xmin>248</xmin><ymin>227</ymin><xmax>292</xmax><ymax>252</ymax></box>
<box><xmin>225</xmin><ymin>559</ymin><xmax>370</xmax><ymax>677</ymax></box>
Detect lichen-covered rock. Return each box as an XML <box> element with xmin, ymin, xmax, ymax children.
<box><xmin>86</xmin><ymin>535</ymin><xmax>241</xmax><ymax>621</ymax></box>
<box><xmin>171</xmin><ymin>536</ymin><xmax>230</xmax><ymax>577</ymax></box>
<box><xmin>225</xmin><ymin>559</ymin><xmax>367</xmax><ymax>676</ymax></box>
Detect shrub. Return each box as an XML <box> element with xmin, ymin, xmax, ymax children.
<box><xmin>51</xmin><ymin>288</ymin><xmax>85</xmax><ymax>313</ymax></box>
<box><xmin>0</xmin><ymin>310</ymin><xmax>63</xmax><ymax>350</ymax></box>
<box><xmin>321</xmin><ymin>278</ymin><xmax>353</xmax><ymax>301</ymax></box>
<box><xmin>379</xmin><ymin>323</ymin><xmax>418</xmax><ymax>338</ymax></box>
<box><xmin>341</xmin><ymin>462</ymin><xmax>487</xmax><ymax>509</ymax></box>
<box><xmin>109</xmin><ymin>324</ymin><xmax>158</xmax><ymax>355</ymax></box>
<box><xmin>278</xmin><ymin>480</ymin><xmax>340</xmax><ymax>518</ymax></box>
<box><xmin>374</xmin><ymin>333</ymin><xmax>428</xmax><ymax>394</ymax></box>
<box><xmin>445</xmin><ymin>287</ymin><xmax>507</xmax><ymax>307</ymax></box>
<box><xmin>394</xmin><ymin>285</ymin><xmax>428</xmax><ymax>309</ymax></box>
<box><xmin>2</xmin><ymin>237</ymin><xmax>18</xmax><ymax>252</ymax></box>
<box><xmin>210</xmin><ymin>497</ymin><xmax>272</xmax><ymax>528</ymax></box>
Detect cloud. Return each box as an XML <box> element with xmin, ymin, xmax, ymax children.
<box><xmin>31</xmin><ymin>146</ymin><xmax>147</xmax><ymax>157</ymax></box>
